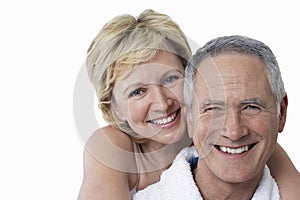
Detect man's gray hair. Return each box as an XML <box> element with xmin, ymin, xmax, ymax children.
<box><xmin>184</xmin><ymin>35</ymin><xmax>286</xmax><ymax>115</ymax></box>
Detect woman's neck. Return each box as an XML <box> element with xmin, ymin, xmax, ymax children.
<box><xmin>136</xmin><ymin>140</ymin><xmax>182</xmax><ymax>173</ymax></box>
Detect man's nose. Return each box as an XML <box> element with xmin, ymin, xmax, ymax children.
<box><xmin>220</xmin><ymin>110</ymin><xmax>248</xmax><ymax>140</ymax></box>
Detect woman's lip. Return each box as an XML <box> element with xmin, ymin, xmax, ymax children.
<box><xmin>147</xmin><ymin>109</ymin><xmax>181</xmax><ymax>128</ymax></box>
<box><xmin>146</xmin><ymin>109</ymin><xmax>180</xmax><ymax>122</ymax></box>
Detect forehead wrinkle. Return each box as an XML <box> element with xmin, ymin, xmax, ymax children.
<box><xmin>220</xmin><ymin>73</ymin><xmax>250</xmax><ymax>91</ymax></box>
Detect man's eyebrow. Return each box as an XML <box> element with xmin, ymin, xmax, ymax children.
<box><xmin>200</xmin><ymin>99</ymin><xmax>225</xmax><ymax>108</ymax></box>
<box><xmin>240</xmin><ymin>98</ymin><xmax>267</xmax><ymax>108</ymax></box>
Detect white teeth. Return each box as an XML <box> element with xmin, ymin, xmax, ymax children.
<box><xmin>219</xmin><ymin>145</ymin><xmax>250</xmax><ymax>154</ymax></box>
<box><xmin>151</xmin><ymin>112</ymin><xmax>177</xmax><ymax>125</ymax></box>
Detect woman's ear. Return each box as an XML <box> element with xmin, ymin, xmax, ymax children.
<box><xmin>111</xmin><ymin>104</ymin><xmax>126</xmax><ymax>121</ymax></box>
<box><xmin>278</xmin><ymin>94</ymin><xmax>288</xmax><ymax>133</ymax></box>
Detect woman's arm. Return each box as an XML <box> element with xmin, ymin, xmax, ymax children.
<box><xmin>267</xmin><ymin>143</ymin><xmax>300</xmax><ymax>200</ymax></box>
<box><xmin>78</xmin><ymin>126</ymin><xmax>137</xmax><ymax>200</ymax></box>
<box><xmin>78</xmin><ymin>149</ymin><xmax>132</xmax><ymax>200</ymax></box>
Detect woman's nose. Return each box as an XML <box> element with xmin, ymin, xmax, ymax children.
<box><xmin>150</xmin><ymin>85</ymin><xmax>173</xmax><ymax>112</ymax></box>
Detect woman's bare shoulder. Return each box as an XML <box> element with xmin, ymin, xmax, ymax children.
<box><xmin>84</xmin><ymin>126</ymin><xmax>137</xmax><ymax>173</ymax></box>
<box><xmin>86</xmin><ymin>125</ymin><xmax>134</xmax><ymax>152</ymax></box>
<box><xmin>78</xmin><ymin>126</ymin><xmax>137</xmax><ymax>199</ymax></box>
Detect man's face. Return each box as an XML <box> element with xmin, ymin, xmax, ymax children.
<box><xmin>189</xmin><ymin>53</ymin><xmax>286</xmax><ymax>183</ymax></box>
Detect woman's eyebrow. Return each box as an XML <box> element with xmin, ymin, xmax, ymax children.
<box><xmin>123</xmin><ymin>82</ymin><xmax>145</xmax><ymax>95</ymax></box>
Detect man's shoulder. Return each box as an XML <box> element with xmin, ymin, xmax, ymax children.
<box><xmin>174</xmin><ymin>146</ymin><xmax>198</xmax><ymax>162</ymax></box>
<box><xmin>133</xmin><ymin>146</ymin><xmax>202</xmax><ymax>200</ymax></box>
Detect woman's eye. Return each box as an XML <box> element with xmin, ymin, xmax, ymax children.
<box><xmin>162</xmin><ymin>75</ymin><xmax>180</xmax><ymax>86</ymax></box>
<box><xmin>128</xmin><ymin>88</ymin><xmax>147</xmax><ymax>98</ymax></box>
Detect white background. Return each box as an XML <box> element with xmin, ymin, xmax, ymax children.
<box><xmin>1</xmin><ymin>0</ymin><xmax>299</xmax><ymax>199</ymax></box>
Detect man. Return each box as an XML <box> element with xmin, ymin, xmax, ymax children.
<box><xmin>134</xmin><ymin>35</ymin><xmax>287</xmax><ymax>199</ymax></box>
<box><xmin>185</xmin><ymin>35</ymin><xmax>288</xmax><ymax>200</ymax></box>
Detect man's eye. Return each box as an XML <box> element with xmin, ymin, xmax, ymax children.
<box><xmin>204</xmin><ymin>106</ymin><xmax>223</xmax><ymax>113</ymax></box>
<box><xmin>128</xmin><ymin>88</ymin><xmax>147</xmax><ymax>98</ymax></box>
<box><xmin>242</xmin><ymin>105</ymin><xmax>261</xmax><ymax>115</ymax></box>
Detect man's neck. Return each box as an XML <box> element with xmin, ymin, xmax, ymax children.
<box><xmin>193</xmin><ymin>162</ymin><xmax>263</xmax><ymax>200</ymax></box>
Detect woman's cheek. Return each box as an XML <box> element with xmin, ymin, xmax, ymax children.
<box><xmin>169</xmin><ymin>83</ymin><xmax>184</xmax><ymax>104</ymax></box>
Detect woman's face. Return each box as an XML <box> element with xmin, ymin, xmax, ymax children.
<box><xmin>112</xmin><ymin>51</ymin><xmax>187</xmax><ymax>145</ymax></box>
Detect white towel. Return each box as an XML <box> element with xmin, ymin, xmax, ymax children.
<box><xmin>133</xmin><ymin>146</ymin><xmax>280</xmax><ymax>200</ymax></box>
<box><xmin>252</xmin><ymin>166</ymin><xmax>281</xmax><ymax>200</ymax></box>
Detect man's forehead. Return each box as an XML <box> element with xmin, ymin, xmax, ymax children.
<box><xmin>195</xmin><ymin>54</ymin><xmax>267</xmax><ymax>84</ymax></box>
<box><xmin>192</xmin><ymin>55</ymin><xmax>270</xmax><ymax>101</ymax></box>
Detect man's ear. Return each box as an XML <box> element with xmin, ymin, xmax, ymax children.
<box><xmin>186</xmin><ymin>108</ymin><xmax>194</xmax><ymax>139</ymax></box>
<box><xmin>278</xmin><ymin>94</ymin><xmax>288</xmax><ymax>133</ymax></box>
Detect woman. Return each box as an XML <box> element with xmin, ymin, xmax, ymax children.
<box><xmin>78</xmin><ymin>9</ymin><xmax>299</xmax><ymax>199</ymax></box>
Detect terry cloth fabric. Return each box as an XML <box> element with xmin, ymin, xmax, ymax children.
<box><xmin>133</xmin><ymin>146</ymin><xmax>280</xmax><ymax>200</ymax></box>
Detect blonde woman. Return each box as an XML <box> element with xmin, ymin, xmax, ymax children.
<box><xmin>78</xmin><ymin>9</ymin><xmax>300</xmax><ymax>199</ymax></box>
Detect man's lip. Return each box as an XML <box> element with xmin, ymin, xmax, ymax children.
<box><xmin>215</xmin><ymin>143</ymin><xmax>257</xmax><ymax>154</ymax></box>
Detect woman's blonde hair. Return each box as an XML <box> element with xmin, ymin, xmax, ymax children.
<box><xmin>86</xmin><ymin>9</ymin><xmax>192</xmax><ymax>142</ymax></box>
